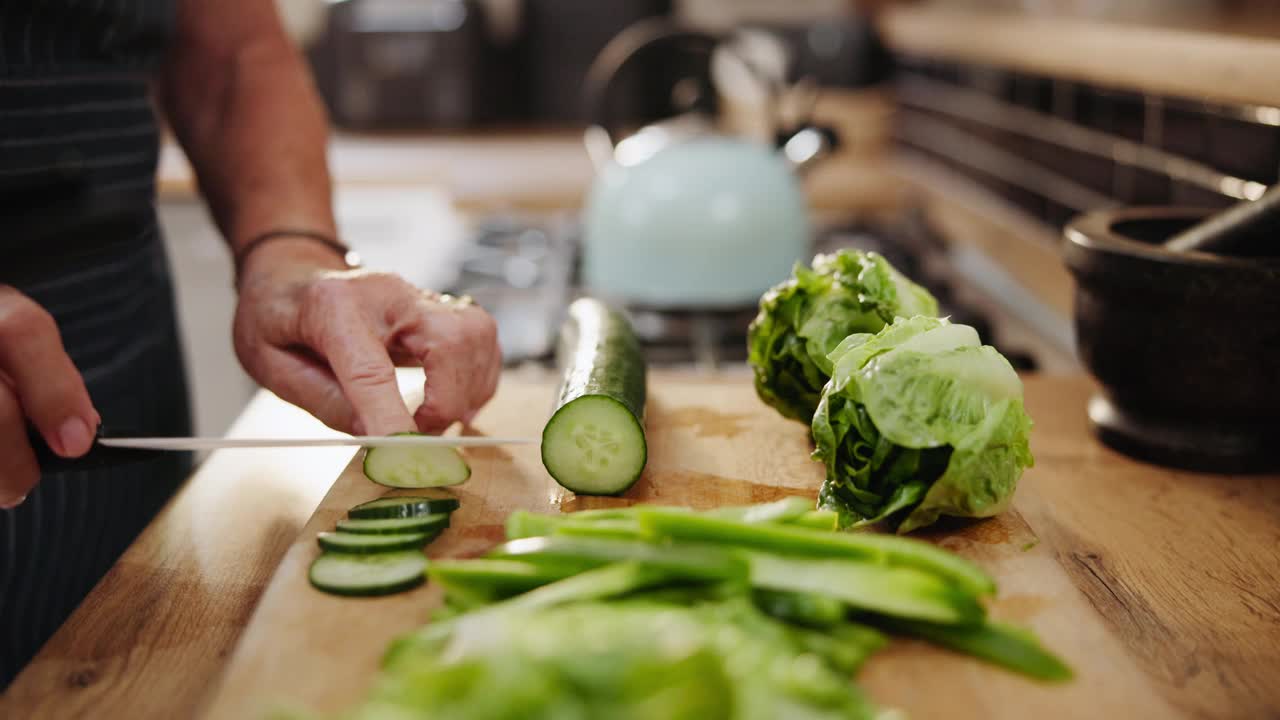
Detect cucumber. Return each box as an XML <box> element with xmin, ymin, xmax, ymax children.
<box><xmin>317</xmin><ymin>531</ymin><xmax>434</xmax><ymax>554</ymax></box>
<box><xmin>363</xmin><ymin>433</ymin><xmax>470</xmax><ymax>488</ymax></box>
<box><xmin>541</xmin><ymin>298</ymin><xmax>647</xmax><ymax>495</ymax></box>
<box><xmin>348</xmin><ymin>495</ymin><xmax>460</xmax><ymax>519</ymax></box>
<box><xmin>336</xmin><ymin>514</ymin><xmax>449</xmax><ymax>536</ymax></box>
<box><xmin>308</xmin><ymin>551</ymin><xmax>428</xmax><ymax>597</ymax></box>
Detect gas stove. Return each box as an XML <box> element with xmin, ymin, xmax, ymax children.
<box><xmin>446</xmin><ymin>207</ymin><xmax>1043</xmax><ymax>373</ymax></box>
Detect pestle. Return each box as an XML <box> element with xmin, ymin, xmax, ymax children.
<box><xmin>1163</xmin><ymin>183</ymin><xmax>1280</xmax><ymax>255</ymax></box>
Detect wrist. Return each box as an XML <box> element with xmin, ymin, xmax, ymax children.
<box><xmin>233</xmin><ymin>230</ymin><xmax>361</xmax><ymax>289</ymax></box>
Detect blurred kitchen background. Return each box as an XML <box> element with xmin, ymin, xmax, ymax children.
<box><xmin>156</xmin><ymin>0</ymin><xmax>1280</xmax><ymax>438</ymax></box>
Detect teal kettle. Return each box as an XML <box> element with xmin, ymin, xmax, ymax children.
<box><xmin>579</xmin><ymin>20</ymin><xmax>836</xmax><ymax>309</ymax></box>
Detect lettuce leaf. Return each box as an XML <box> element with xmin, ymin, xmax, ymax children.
<box><xmin>748</xmin><ymin>250</ymin><xmax>939</xmax><ymax>423</ymax></box>
<box><xmin>812</xmin><ymin>316</ymin><xmax>1034</xmax><ymax>533</ymax></box>
<box><xmin>347</xmin><ymin>598</ymin><xmax>882</xmax><ymax>720</ymax></box>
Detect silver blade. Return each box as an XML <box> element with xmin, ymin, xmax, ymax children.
<box><xmin>97</xmin><ymin>435</ymin><xmax>539</xmax><ymax>451</ymax></box>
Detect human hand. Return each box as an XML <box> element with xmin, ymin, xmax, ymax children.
<box><xmin>232</xmin><ymin>239</ymin><xmax>501</xmax><ymax>436</ymax></box>
<box><xmin>0</xmin><ymin>286</ymin><xmax>100</xmax><ymax>508</ymax></box>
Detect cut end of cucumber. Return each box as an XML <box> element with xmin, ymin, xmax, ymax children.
<box><xmin>541</xmin><ymin>395</ymin><xmax>647</xmax><ymax>496</ymax></box>
<box><xmin>363</xmin><ymin>442</ymin><xmax>471</xmax><ymax>489</ymax></box>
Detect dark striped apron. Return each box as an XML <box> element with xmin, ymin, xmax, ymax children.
<box><xmin>0</xmin><ymin>0</ymin><xmax>193</xmax><ymax>688</ymax></box>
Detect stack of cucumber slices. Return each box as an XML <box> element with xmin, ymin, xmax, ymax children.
<box><xmin>308</xmin><ymin>495</ymin><xmax>460</xmax><ymax>597</ymax></box>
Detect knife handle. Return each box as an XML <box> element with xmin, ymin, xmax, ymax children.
<box><xmin>26</xmin><ymin>424</ymin><xmax>164</xmax><ymax>473</ymax></box>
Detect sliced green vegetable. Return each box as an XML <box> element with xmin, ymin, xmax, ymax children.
<box><xmin>550</xmin><ymin>518</ymin><xmax>645</xmax><ymax>540</ymax></box>
<box><xmin>336</xmin><ymin>514</ymin><xmax>449</xmax><ymax>536</ymax></box>
<box><xmin>787</xmin><ymin>622</ymin><xmax>888</xmax><ymax>675</ymax></box>
<box><xmin>788</xmin><ymin>510</ymin><xmax>840</xmax><ymax>531</ymax></box>
<box><xmin>505</xmin><ymin>510</ymin><xmax>643</xmax><ymax>541</ymax></box>
<box><xmin>505</xmin><ymin>510</ymin><xmax>563</xmax><ymax>539</ymax></box>
<box><xmin>363</xmin><ymin>434</ymin><xmax>471</xmax><ymax>488</ymax></box>
<box><xmin>873</xmin><ymin>617</ymin><xmax>1073</xmax><ymax>682</ymax></box>
<box><xmin>753</xmin><ymin>588</ymin><xmax>847</xmax><ymax>628</ymax></box>
<box><xmin>706</xmin><ymin>496</ymin><xmax>814</xmax><ymax>524</ymax></box>
<box><xmin>381</xmin><ymin>597</ymin><xmax>881</xmax><ymax>720</ymax></box>
<box><xmin>316</xmin><ymin>530</ymin><xmax>433</xmax><ymax>554</ymax></box>
<box><xmin>488</xmin><ymin>536</ymin><xmax>749</xmax><ymax>582</ymax></box>
<box><xmin>385</xmin><ymin>562</ymin><xmax>676</xmax><ymax>668</ymax></box>
<box><xmin>427</xmin><ymin>558</ymin><xmax>578</xmax><ymax>599</ymax></box>
<box><xmin>308</xmin><ymin>551</ymin><xmax>427</xmax><ymax>597</ymax></box>
<box><xmin>636</xmin><ymin>508</ymin><xmax>995</xmax><ymax>597</ymax></box>
<box><xmin>748</xmin><ymin>552</ymin><xmax>984</xmax><ymax>625</ymax></box>
<box><xmin>348</xmin><ymin>495</ymin><xmax>459</xmax><ymax>519</ymax></box>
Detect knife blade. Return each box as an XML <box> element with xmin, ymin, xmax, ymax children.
<box><xmin>27</xmin><ymin>424</ymin><xmax>538</xmax><ymax>473</ymax></box>
<box><xmin>96</xmin><ymin>435</ymin><xmax>538</xmax><ymax>450</ymax></box>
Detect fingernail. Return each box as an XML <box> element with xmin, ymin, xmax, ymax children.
<box><xmin>1</xmin><ymin>494</ymin><xmax>28</xmax><ymax>510</ymax></box>
<box><xmin>59</xmin><ymin>416</ymin><xmax>94</xmax><ymax>457</ymax></box>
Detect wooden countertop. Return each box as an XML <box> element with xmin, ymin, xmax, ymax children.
<box><xmin>879</xmin><ymin>5</ymin><xmax>1280</xmax><ymax>108</ymax></box>
<box><xmin>4</xmin><ymin>370</ymin><xmax>1279</xmax><ymax>719</ymax></box>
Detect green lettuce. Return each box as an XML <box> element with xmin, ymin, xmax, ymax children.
<box><xmin>336</xmin><ymin>598</ymin><xmax>885</xmax><ymax>720</ymax></box>
<box><xmin>748</xmin><ymin>250</ymin><xmax>938</xmax><ymax>423</ymax></box>
<box><xmin>812</xmin><ymin>316</ymin><xmax>1034</xmax><ymax>533</ymax></box>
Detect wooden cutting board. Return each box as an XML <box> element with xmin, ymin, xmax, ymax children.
<box><xmin>198</xmin><ymin>372</ymin><xmax>1280</xmax><ymax>720</ymax></box>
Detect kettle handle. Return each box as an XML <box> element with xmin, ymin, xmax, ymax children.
<box><xmin>581</xmin><ymin>18</ymin><xmax>723</xmax><ymax>162</ymax></box>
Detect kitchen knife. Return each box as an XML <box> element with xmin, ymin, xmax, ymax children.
<box><xmin>95</xmin><ymin>435</ymin><xmax>538</xmax><ymax>450</ymax></box>
<box><xmin>27</xmin><ymin>425</ymin><xmax>537</xmax><ymax>473</ymax></box>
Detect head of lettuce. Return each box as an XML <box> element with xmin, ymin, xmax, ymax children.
<box><xmin>747</xmin><ymin>250</ymin><xmax>939</xmax><ymax>423</ymax></box>
<box><xmin>811</xmin><ymin>315</ymin><xmax>1034</xmax><ymax>534</ymax></box>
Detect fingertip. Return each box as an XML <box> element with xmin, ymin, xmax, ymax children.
<box><xmin>1</xmin><ymin>493</ymin><xmax>28</xmax><ymax>510</ymax></box>
<box><xmin>55</xmin><ymin>416</ymin><xmax>95</xmax><ymax>458</ymax></box>
<box><xmin>412</xmin><ymin>404</ymin><xmax>454</xmax><ymax>435</ymax></box>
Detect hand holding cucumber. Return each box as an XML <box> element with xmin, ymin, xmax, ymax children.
<box><xmin>0</xmin><ymin>285</ymin><xmax>100</xmax><ymax>509</ymax></box>
<box><xmin>232</xmin><ymin>247</ymin><xmax>502</xmax><ymax>437</ymax></box>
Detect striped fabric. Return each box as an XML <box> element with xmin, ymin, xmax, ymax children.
<box><xmin>0</xmin><ymin>0</ymin><xmax>193</xmax><ymax>688</ymax></box>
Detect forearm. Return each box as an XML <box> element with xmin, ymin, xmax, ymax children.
<box><xmin>158</xmin><ymin>0</ymin><xmax>338</xmax><ymax>255</ymax></box>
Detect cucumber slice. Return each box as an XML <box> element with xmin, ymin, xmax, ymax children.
<box><xmin>336</xmin><ymin>514</ymin><xmax>449</xmax><ymax>536</ymax></box>
<box><xmin>308</xmin><ymin>551</ymin><xmax>428</xmax><ymax>597</ymax></box>
<box><xmin>348</xmin><ymin>495</ymin><xmax>460</xmax><ymax>519</ymax></box>
<box><xmin>363</xmin><ymin>434</ymin><xmax>471</xmax><ymax>488</ymax></box>
<box><xmin>317</xmin><ymin>531</ymin><xmax>433</xmax><ymax>554</ymax></box>
<box><xmin>541</xmin><ymin>298</ymin><xmax>648</xmax><ymax>496</ymax></box>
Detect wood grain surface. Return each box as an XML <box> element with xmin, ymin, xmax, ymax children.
<box><xmin>0</xmin><ymin>374</ymin><xmax>413</xmax><ymax>720</ymax></box>
<box><xmin>197</xmin><ymin>372</ymin><xmax>1280</xmax><ymax>720</ymax></box>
